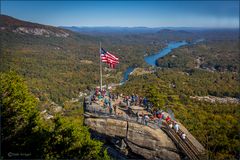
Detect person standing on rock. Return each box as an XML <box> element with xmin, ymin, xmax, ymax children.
<box><xmin>157</xmin><ymin>111</ymin><xmax>162</xmax><ymax>119</ymax></box>
<box><xmin>145</xmin><ymin>114</ymin><xmax>150</xmax><ymax>125</ymax></box>
<box><xmin>143</xmin><ymin>97</ymin><xmax>147</xmax><ymax>107</ymax></box>
<box><xmin>109</xmin><ymin>99</ymin><xmax>113</xmax><ymax>114</ymax></box>
<box><xmin>110</xmin><ymin>106</ymin><xmax>113</xmax><ymax>115</ymax></box>
<box><xmin>174</xmin><ymin>122</ymin><xmax>179</xmax><ymax>133</ymax></box>
<box><xmin>142</xmin><ymin>113</ymin><xmax>145</xmax><ymax>124</ymax></box>
<box><xmin>181</xmin><ymin>133</ymin><xmax>186</xmax><ymax>140</ymax></box>
<box><xmin>131</xmin><ymin>94</ymin><xmax>135</xmax><ymax>104</ymax></box>
<box><xmin>104</xmin><ymin>98</ymin><xmax>108</xmax><ymax>107</ymax></box>
<box><xmin>109</xmin><ymin>92</ymin><xmax>112</xmax><ymax>99</ymax></box>
<box><xmin>166</xmin><ymin>116</ymin><xmax>171</xmax><ymax>124</ymax></box>
<box><xmin>127</xmin><ymin>98</ymin><xmax>131</xmax><ymax>108</ymax></box>
<box><xmin>135</xmin><ymin>94</ymin><xmax>138</xmax><ymax>105</ymax></box>
<box><xmin>162</xmin><ymin>112</ymin><xmax>166</xmax><ymax>120</ymax></box>
<box><xmin>136</xmin><ymin>111</ymin><xmax>139</xmax><ymax>122</ymax></box>
<box><xmin>158</xmin><ymin>118</ymin><xmax>162</xmax><ymax>128</ymax></box>
<box><xmin>113</xmin><ymin>105</ymin><xmax>117</xmax><ymax>115</ymax></box>
<box><xmin>169</xmin><ymin>122</ymin><xmax>173</xmax><ymax>129</ymax></box>
<box><xmin>139</xmin><ymin>97</ymin><xmax>143</xmax><ymax>106</ymax></box>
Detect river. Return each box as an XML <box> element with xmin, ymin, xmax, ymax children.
<box><xmin>121</xmin><ymin>39</ymin><xmax>204</xmax><ymax>83</ymax></box>
<box><xmin>144</xmin><ymin>41</ymin><xmax>188</xmax><ymax>66</ymax></box>
<box><xmin>120</xmin><ymin>67</ymin><xmax>135</xmax><ymax>84</ymax></box>
<box><xmin>121</xmin><ymin>41</ymin><xmax>189</xmax><ymax>83</ymax></box>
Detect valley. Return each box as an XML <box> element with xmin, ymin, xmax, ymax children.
<box><xmin>1</xmin><ymin>15</ymin><xmax>239</xmax><ymax>160</ymax></box>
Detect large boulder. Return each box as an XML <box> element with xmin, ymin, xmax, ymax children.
<box><xmin>85</xmin><ymin>118</ymin><xmax>127</xmax><ymax>137</ymax></box>
<box><xmin>126</xmin><ymin>122</ymin><xmax>180</xmax><ymax>160</ymax></box>
<box><xmin>85</xmin><ymin>117</ymin><xmax>181</xmax><ymax>160</ymax></box>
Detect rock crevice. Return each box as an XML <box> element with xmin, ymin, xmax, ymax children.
<box><xmin>85</xmin><ymin>117</ymin><xmax>181</xmax><ymax>160</ymax></box>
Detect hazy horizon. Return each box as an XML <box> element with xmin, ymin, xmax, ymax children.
<box><xmin>2</xmin><ymin>1</ymin><xmax>239</xmax><ymax>28</ymax></box>
<box><xmin>60</xmin><ymin>26</ymin><xmax>239</xmax><ymax>29</ymax></box>
<box><xmin>2</xmin><ymin>14</ymin><xmax>239</xmax><ymax>29</ymax></box>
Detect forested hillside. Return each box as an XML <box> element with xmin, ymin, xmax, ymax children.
<box><xmin>0</xmin><ymin>15</ymin><xmax>163</xmax><ymax>104</ymax></box>
<box><xmin>157</xmin><ymin>40</ymin><xmax>239</xmax><ymax>72</ymax></box>
<box><xmin>0</xmin><ymin>72</ymin><xmax>109</xmax><ymax>159</ymax></box>
<box><xmin>115</xmin><ymin>37</ymin><xmax>240</xmax><ymax>159</ymax></box>
<box><xmin>1</xmin><ymin>15</ymin><xmax>239</xmax><ymax>160</ymax></box>
<box><xmin>116</xmin><ymin>67</ymin><xmax>239</xmax><ymax>159</ymax></box>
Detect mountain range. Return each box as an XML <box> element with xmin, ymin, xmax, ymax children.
<box><xmin>59</xmin><ymin>26</ymin><xmax>202</xmax><ymax>34</ymax></box>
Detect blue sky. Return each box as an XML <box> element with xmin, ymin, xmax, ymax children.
<box><xmin>1</xmin><ymin>1</ymin><xmax>239</xmax><ymax>28</ymax></box>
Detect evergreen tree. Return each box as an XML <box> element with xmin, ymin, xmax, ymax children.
<box><xmin>0</xmin><ymin>72</ymin><xmax>109</xmax><ymax>159</ymax></box>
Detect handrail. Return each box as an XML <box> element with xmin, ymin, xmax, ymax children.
<box><xmin>84</xmin><ymin>99</ymin><xmax>207</xmax><ymax>160</ymax></box>
<box><xmin>164</xmin><ymin>126</ymin><xmax>199</xmax><ymax>160</ymax></box>
<box><xmin>178</xmin><ymin>129</ymin><xmax>202</xmax><ymax>156</ymax></box>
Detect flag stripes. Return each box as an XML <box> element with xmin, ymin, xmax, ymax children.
<box><xmin>101</xmin><ymin>48</ymin><xmax>119</xmax><ymax>68</ymax></box>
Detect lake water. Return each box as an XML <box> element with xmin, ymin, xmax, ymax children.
<box><xmin>120</xmin><ymin>67</ymin><xmax>135</xmax><ymax>84</ymax></box>
<box><xmin>121</xmin><ymin>39</ymin><xmax>203</xmax><ymax>83</ymax></box>
<box><xmin>144</xmin><ymin>41</ymin><xmax>188</xmax><ymax>66</ymax></box>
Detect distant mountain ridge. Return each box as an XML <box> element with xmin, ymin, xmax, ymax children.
<box><xmin>60</xmin><ymin>26</ymin><xmax>239</xmax><ymax>41</ymax></box>
<box><xmin>60</xmin><ymin>26</ymin><xmax>202</xmax><ymax>34</ymax></box>
<box><xmin>0</xmin><ymin>15</ymin><xmax>70</xmax><ymax>38</ymax></box>
<box><xmin>60</xmin><ymin>26</ymin><xmax>161</xmax><ymax>34</ymax></box>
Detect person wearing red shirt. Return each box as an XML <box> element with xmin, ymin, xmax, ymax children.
<box><xmin>166</xmin><ymin>116</ymin><xmax>171</xmax><ymax>123</ymax></box>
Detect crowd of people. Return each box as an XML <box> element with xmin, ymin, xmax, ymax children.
<box><xmin>90</xmin><ymin>88</ymin><xmax>152</xmax><ymax>110</ymax></box>
<box><xmin>90</xmin><ymin>88</ymin><xmax>119</xmax><ymax>115</ymax></box>
<box><xmin>89</xmin><ymin>88</ymin><xmax>187</xmax><ymax>140</ymax></box>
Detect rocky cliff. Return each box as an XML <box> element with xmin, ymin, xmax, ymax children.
<box><xmin>85</xmin><ymin>117</ymin><xmax>181</xmax><ymax>160</ymax></box>
<box><xmin>1</xmin><ymin>15</ymin><xmax>70</xmax><ymax>38</ymax></box>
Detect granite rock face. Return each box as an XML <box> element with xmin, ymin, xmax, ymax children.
<box><xmin>85</xmin><ymin>118</ymin><xmax>181</xmax><ymax>160</ymax></box>
<box><xmin>12</xmin><ymin>27</ymin><xmax>69</xmax><ymax>37</ymax></box>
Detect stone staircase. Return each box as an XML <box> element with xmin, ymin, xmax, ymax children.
<box><xmin>161</xmin><ymin>125</ymin><xmax>207</xmax><ymax>160</ymax></box>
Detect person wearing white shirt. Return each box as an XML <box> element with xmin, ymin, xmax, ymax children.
<box><xmin>174</xmin><ymin>123</ymin><xmax>179</xmax><ymax>133</ymax></box>
<box><xmin>181</xmin><ymin>133</ymin><xmax>186</xmax><ymax>140</ymax></box>
<box><xmin>145</xmin><ymin>115</ymin><xmax>150</xmax><ymax>125</ymax></box>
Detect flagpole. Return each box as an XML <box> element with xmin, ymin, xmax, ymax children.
<box><xmin>99</xmin><ymin>42</ymin><xmax>102</xmax><ymax>91</ymax></box>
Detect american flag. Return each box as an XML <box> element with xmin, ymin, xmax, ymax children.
<box><xmin>101</xmin><ymin>48</ymin><xmax>119</xmax><ymax>68</ymax></box>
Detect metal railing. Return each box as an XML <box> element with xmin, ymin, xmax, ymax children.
<box><xmin>84</xmin><ymin>97</ymin><xmax>207</xmax><ymax>160</ymax></box>
<box><xmin>84</xmin><ymin>103</ymin><xmax>163</xmax><ymax>129</ymax></box>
